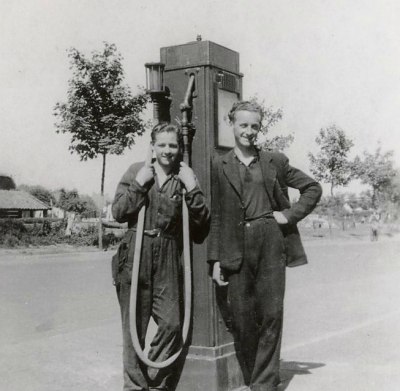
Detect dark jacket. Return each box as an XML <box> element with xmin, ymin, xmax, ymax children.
<box><xmin>208</xmin><ymin>150</ymin><xmax>322</xmax><ymax>271</ymax></box>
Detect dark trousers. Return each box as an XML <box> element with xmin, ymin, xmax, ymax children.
<box><xmin>227</xmin><ymin>218</ymin><xmax>286</xmax><ymax>391</ymax></box>
<box><xmin>116</xmin><ymin>235</ymin><xmax>183</xmax><ymax>391</ymax></box>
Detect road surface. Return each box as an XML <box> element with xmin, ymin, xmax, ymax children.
<box><xmin>0</xmin><ymin>237</ymin><xmax>399</xmax><ymax>391</ymax></box>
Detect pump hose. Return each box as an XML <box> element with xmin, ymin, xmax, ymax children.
<box><xmin>129</xmin><ymin>195</ymin><xmax>192</xmax><ymax>368</ymax></box>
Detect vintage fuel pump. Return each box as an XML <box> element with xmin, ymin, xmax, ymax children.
<box><xmin>134</xmin><ymin>38</ymin><xmax>245</xmax><ymax>391</ymax></box>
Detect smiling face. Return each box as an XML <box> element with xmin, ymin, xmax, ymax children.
<box><xmin>231</xmin><ymin>110</ymin><xmax>261</xmax><ymax>149</ymax></box>
<box><xmin>152</xmin><ymin>131</ymin><xmax>180</xmax><ymax>169</ymax></box>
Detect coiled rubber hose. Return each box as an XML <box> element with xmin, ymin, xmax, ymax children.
<box><xmin>128</xmin><ymin>196</ymin><xmax>191</xmax><ymax>368</ymax></box>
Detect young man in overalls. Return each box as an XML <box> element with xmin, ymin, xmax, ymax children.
<box><xmin>112</xmin><ymin>123</ymin><xmax>210</xmax><ymax>391</ymax></box>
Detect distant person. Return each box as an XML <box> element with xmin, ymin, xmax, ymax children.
<box><xmin>112</xmin><ymin>123</ymin><xmax>210</xmax><ymax>391</ymax></box>
<box><xmin>369</xmin><ymin>211</ymin><xmax>380</xmax><ymax>241</ymax></box>
<box><xmin>208</xmin><ymin>101</ymin><xmax>322</xmax><ymax>391</ymax></box>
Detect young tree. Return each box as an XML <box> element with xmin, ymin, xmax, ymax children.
<box><xmin>358</xmin><ymin>190</ymin><xmax>374</xmax><ymax>210</ymax></box>
<box><xmin>80</xmin><ymin>194</ymin><xmax>99</xmax><ymax>218</ymax></box>
<box><xmin>353</xmin><ymin>145</ymin><xmax>396</xmax><ymax>207</ymax></box>
<box><xmin>250</xmin><ymin>98</ymin><xmax>294</xmax><ymax>152</ymax></box>
<box><xmin>56</xmin><ymin>189</ymin><xmax>85</xmax><ymax>214</ymax></box>
<box><xmin>55</xmin><ymin>188</ymin><xmax>98</xmax><ymax>216</ymax></box>
<box><xmin>308</xmin><ymin>124</ymin><xmax>354</xmax><ymax>196</ymax></box>
<box><xmin>54</xmin><ymin>42</ymin><xmax>149</xmax><ymax>248</ymax></box>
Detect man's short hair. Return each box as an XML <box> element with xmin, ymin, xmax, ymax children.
<box><xmin>228</xmin><ymin>101</ymin><xmax>264</xmax><ymax>123</ymax></box>
<box><xmin>150</xmin><ymin>122</ymin><xmax>183</xmax><ymax>148</ymax></box>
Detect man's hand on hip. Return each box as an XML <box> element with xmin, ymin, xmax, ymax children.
<box><xmin>273</xmin><ymin>211</ymin><xmax>289</xmax><ymax>225</ymax></box>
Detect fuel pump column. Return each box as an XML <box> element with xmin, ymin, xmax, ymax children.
<box><xmin>160</xmin><ymin>39</ymin><xmax>244</xmax><ymax>391</ymax></box>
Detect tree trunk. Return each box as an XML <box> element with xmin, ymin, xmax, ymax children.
<box><xmin>372</xmin><ymin>187</ymin><xmax>377</xmax><ymax>209</ymax></box>
<box><xmin>98</xmin><ymin>153</ymin><xmax>106</xmax><ymax>250</ymax></box>
<box><xmin>330</xmin><ymin>182</ymin><xmax>334</xmax><ymax>197</ymax></box>
<box><xmin>65</xmin><ymin>212</ymin><xmax>75</xmax><ymax>236</ymax></box>
<box><xmin>328</xmin><ymin>211</ymin><xmax>333</xmax><ymax>238</ymax></box>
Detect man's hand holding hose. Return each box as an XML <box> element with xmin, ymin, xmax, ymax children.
<box><xmin>135</xmin><ymin>146</ymin><xmax>155</xmax><ymax>186</ymax></box>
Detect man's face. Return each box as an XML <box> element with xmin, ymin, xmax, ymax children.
<box><xmin>152</xmin><ymin>131</ymin><xmax>180</xmax><ymax>168</ymax></box>
<box><xmin>231</xmin><ymin>110</ymin><xmax>261</xmax><ymax>148</ymax></box>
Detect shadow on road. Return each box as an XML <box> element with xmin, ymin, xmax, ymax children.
<box><xmin>279</xmin><ymin>360</ymin><xmax>325</xmax><ymax>390</ymax></box>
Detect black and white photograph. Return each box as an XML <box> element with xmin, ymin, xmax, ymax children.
<box><xmin>1</xmin><ymin>1</ymin><xmax>399</xmax><ymax>390</ymax></box>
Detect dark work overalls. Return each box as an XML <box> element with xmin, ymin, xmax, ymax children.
<box><xmin>112</xmin><ymin>162</ymin><xmax>210</xmax><ymax>391</ymax></box>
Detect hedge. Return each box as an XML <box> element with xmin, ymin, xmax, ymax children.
<box><xmin>0</xmin><ymin>218</ymin><xmax>121</xmax><ymax>248</ymax></box>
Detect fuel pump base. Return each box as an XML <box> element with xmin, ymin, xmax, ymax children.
<box><xmin>175</xmin><ymin>345</ymin><xmax>245</xmax><ymax>391</ymax></box>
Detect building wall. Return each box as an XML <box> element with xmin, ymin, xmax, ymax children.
<box><xmin>0</xmin><ymin>209</ymin><xmax>48</xmax><ymax>219</ymax></box>
<box><xmin>0</xmin><ymin>209</ymin><xmax>20</xmax><ymax>218</ymax></box>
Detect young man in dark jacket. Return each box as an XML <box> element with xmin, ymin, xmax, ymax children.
<box><xmin>208</xmin><ymin>101</ymin><xmax>322</xmax><ymax>391</ymax></box>
<box><xmin>112</xmin><ymin>123</ymin><xmax>210</xmax><ymax>391</ymax></box>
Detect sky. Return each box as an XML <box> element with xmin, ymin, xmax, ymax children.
<box><xmin>1</xmin><ymin>0</ymin><xmax>400</xmax><ymax>199</ymax></box>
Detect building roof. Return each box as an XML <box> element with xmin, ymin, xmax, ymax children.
<box><xmin>0</xmin><ymin>190</ymin><xmax>50</xmax><ymax>210</ymax></box>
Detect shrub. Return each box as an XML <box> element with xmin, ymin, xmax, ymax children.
<box><xmin>3</xmin><ymin>234</ymin><xmax>21</xmax><ymax>247</ymax></box>
<box><xmin>0</xmin><ymin>220</ymin><xmax>27</xmax><ymax>243</ymax></box>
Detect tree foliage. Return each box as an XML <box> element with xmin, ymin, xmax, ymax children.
<box><xmin>19</xmin><ymin>184</ymin><xmax>55</xmax><ymax>206</ymax></box>
<box><xmin>56</xmin><ymin>189</ymin><xmax>84</xmax><ymax>214</ymax></box>
<box><xmin>308</xmin><ymin>124</ymin><xmax>354</xmax><ymax>196</ymax></box>
<box><xmin>55</xmin><ymin>188</ymin><xmax>97</xmax><ymax>215</ymax></box>
<box><xmin>0</xmin><ymin>175</ymin><xmax>16</xmax><ymax>190</ymax></box>
<box><xmin>79</xmin><ymin>194</ymin><xmax>99</xmax><ymax>217</ymax></box>
<box><xmin>358</xmin><ymin>190</ymin><xmax>374</xmax><ymax>210</ymax></box>
<box><xmin>54</xmin><ymin>42</ymin><xmax>149</xmax><ymax>161</ymax></box>
<box><xmin>353</xmin><ymin>145</ymin><xmax>397</xmax><ymax>207</ymax></box>
<box><xmin>250</xmin><ymin>97</ymin><xmax>294</xmax><ymax>152</ymax></box>
<box><xmin>386</xmin><ymin>170</ymin><xmax>400</xmax><ymax>204</ymax></box>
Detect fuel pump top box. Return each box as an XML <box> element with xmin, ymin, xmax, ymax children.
<box><xmin>160</xmin><ymin>39</ymin><xmax>243</xmax><ymax>160</ymax></box>
<box><xmin>161</xmin><ymin>40</ymin><xmax>240</xmax><ymax>75</ymax></box>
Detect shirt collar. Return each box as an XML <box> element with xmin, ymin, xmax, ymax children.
<box><xmin>233</xmin><ymin>151</ymin><xmax>259</xmax><ymax>166</ymax></box>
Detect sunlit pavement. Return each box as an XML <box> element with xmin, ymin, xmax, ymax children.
<box><xmin>281</xmin><ymin>237</ymin><xmax>400</xmax><ymax>391</ymax></box>
<box><xmin>0</xmin><ymin>237</ymin><xmax>399</xmax><ymax>391</ymax></box>
<box><xmin>0</xmin><ymin>250</ymin><xmax>122</xmax><ymax>391</ymax></box>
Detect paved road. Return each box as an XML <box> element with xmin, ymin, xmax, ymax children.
<box><xmin>282</xmin><ymin>237</ymin><xmax>400</xmax><ymax>391</ymax></box>
<box><xmin>0</xmin><ymin>250</ymin><xmax>122</xmax><ymax>391</ymax></box>
<box><xmin>0</xmin><ymin>238</ymin><xmax>399</xmax><ymax>391</ymax></box>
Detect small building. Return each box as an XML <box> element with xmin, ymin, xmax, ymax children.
<box><xmin>0</xmin><ymin>190</ymin><xmax>51</xmax><ymax>218</ymax></box>
<box><xmin>0</xmin><ymin>175</ymin><xmax>50</xmax><ymax>218</ymax></box>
